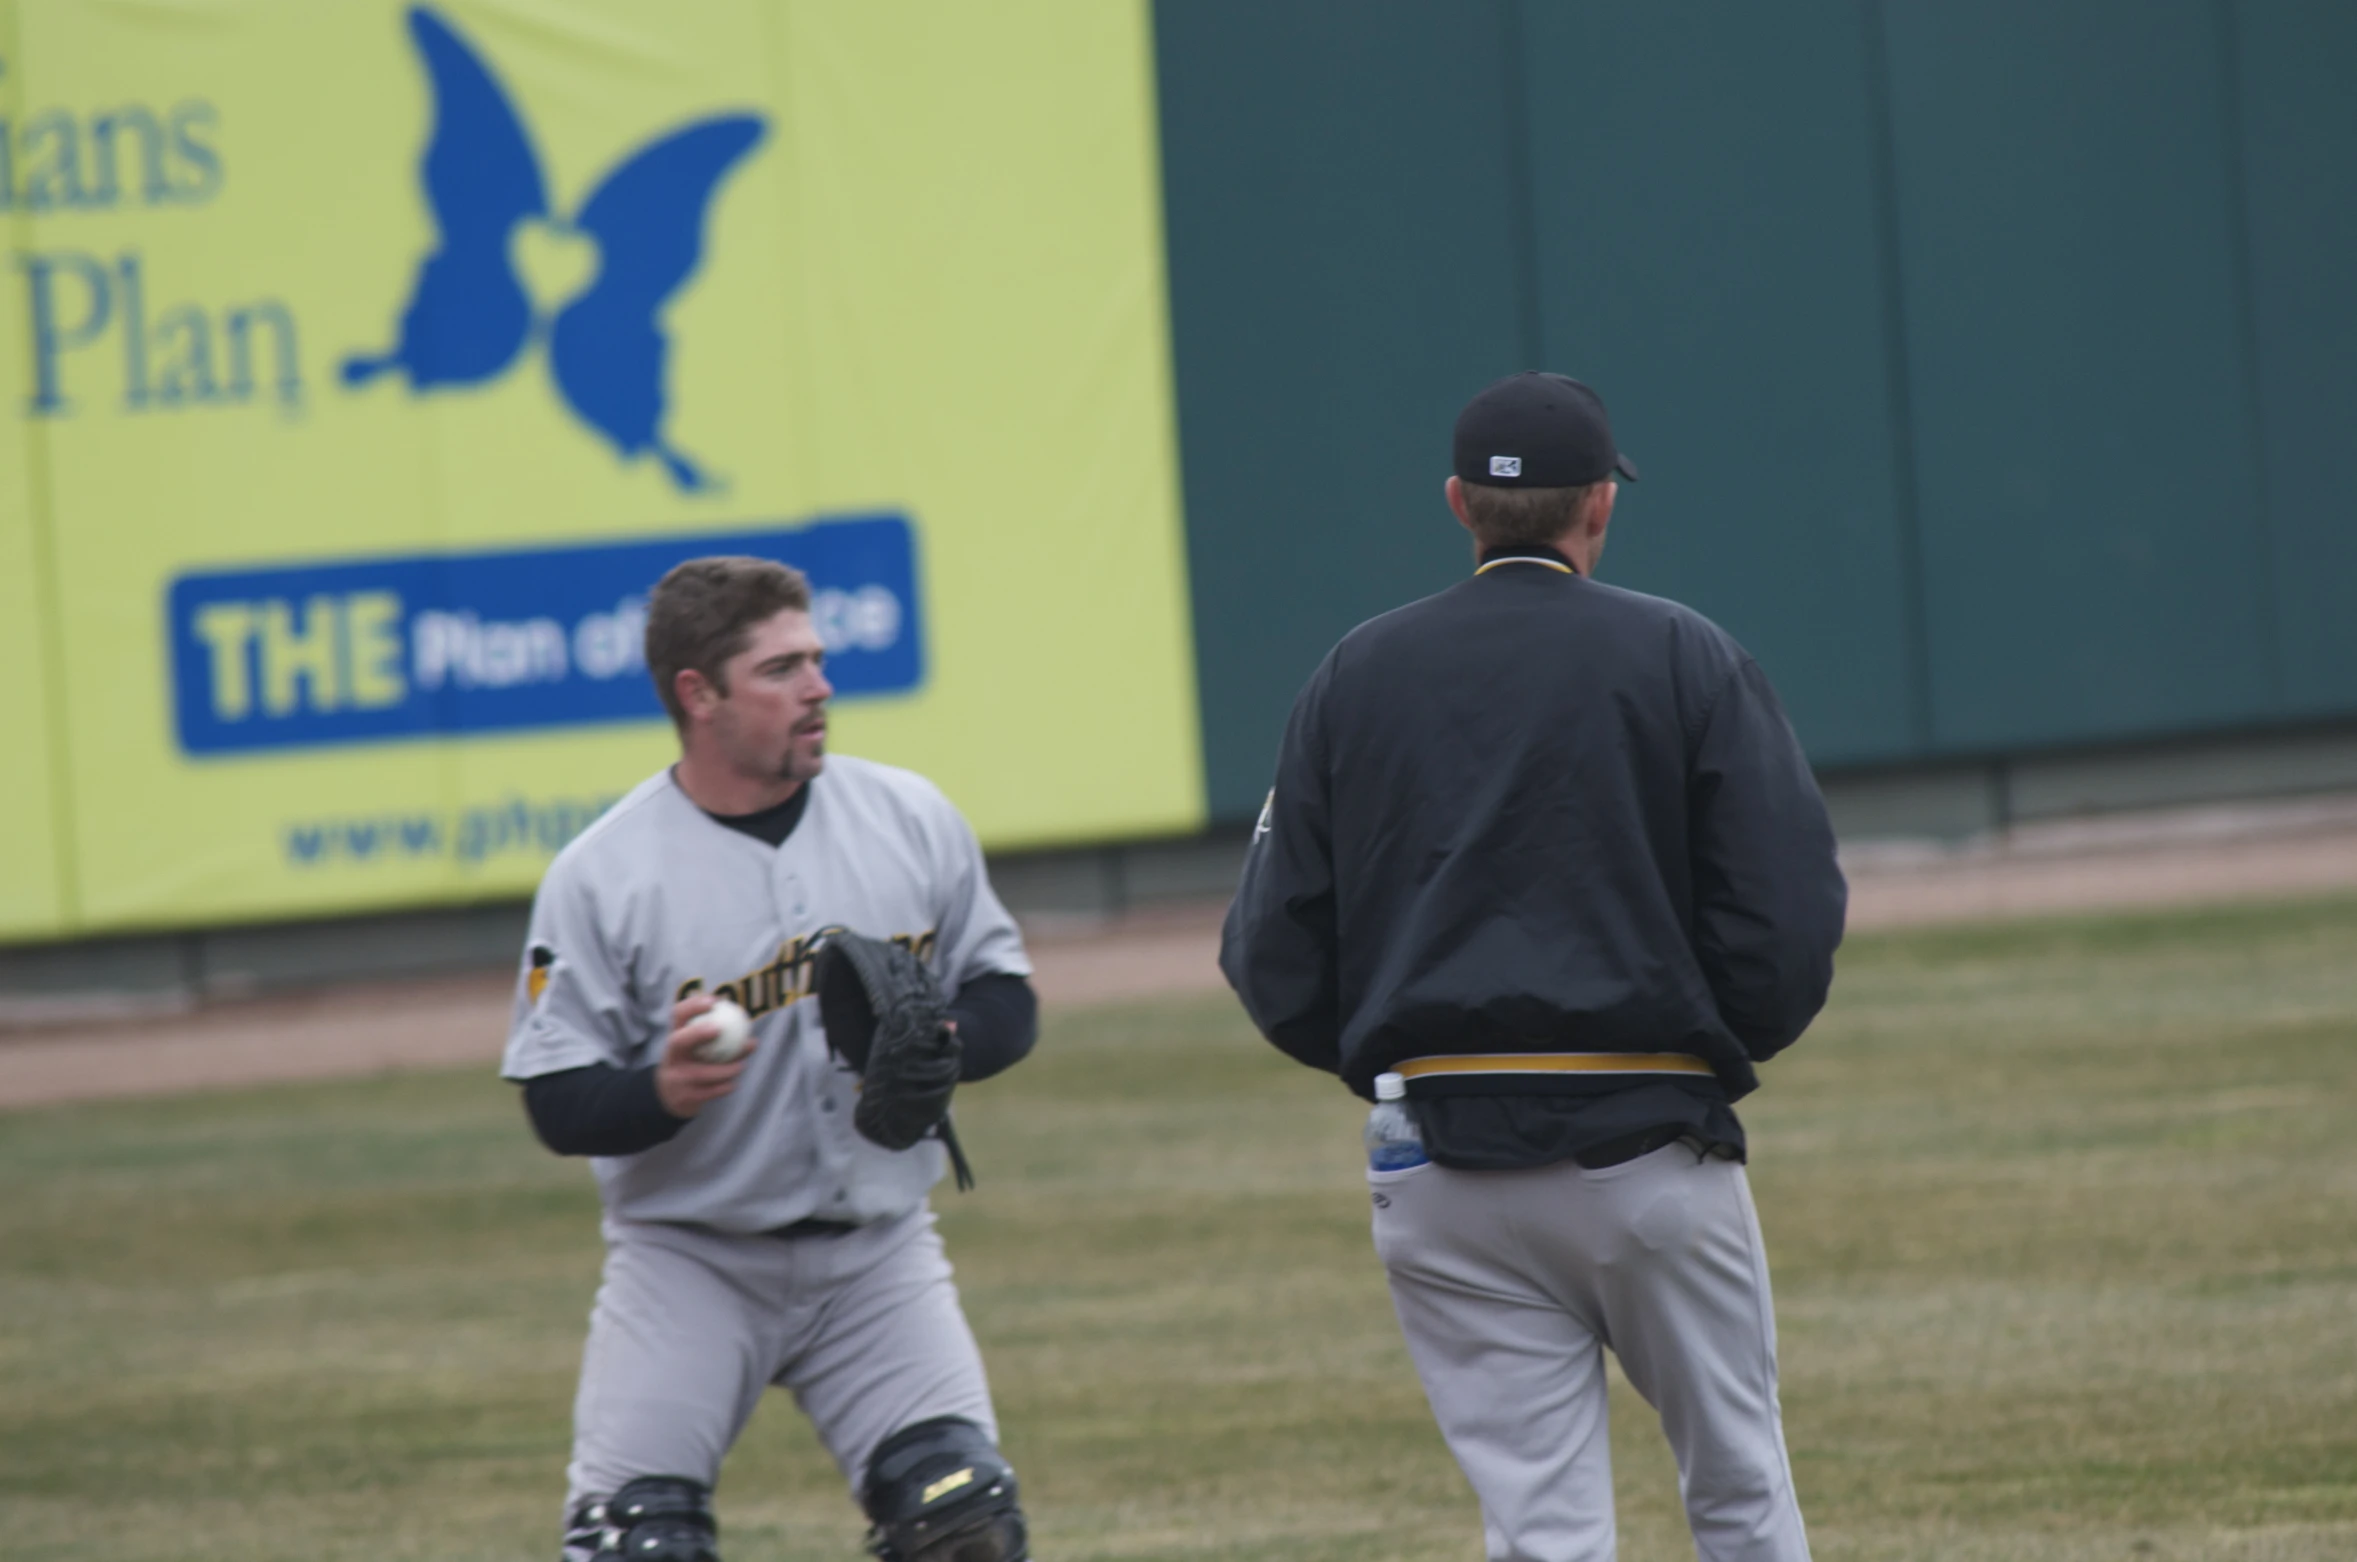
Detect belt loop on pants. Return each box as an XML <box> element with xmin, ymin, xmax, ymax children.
<box><xmin>1573</xmin><ymin>1124</ymin><xmax>1695</xmax><ymax>1169</ymax></box>
<box><xmin>769</xmin><ymin>1216</ymin><xmax>862</xmax><ymax>1239</ymax></box>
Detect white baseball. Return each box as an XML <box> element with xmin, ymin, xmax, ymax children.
<box><xmin>694</xmin><ymin>998</ymin><xmax>754</xmax><ymax>1063</ymax></box>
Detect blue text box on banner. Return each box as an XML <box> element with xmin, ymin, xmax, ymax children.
<box><xmin>167</xmin><ymin>514</ymin><xmax>920</xmax><ymax>755</ymax></box>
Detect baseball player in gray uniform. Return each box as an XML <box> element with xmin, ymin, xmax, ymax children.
<box><xmin>503</xmin><ymin>556</ymin><xmax>1039</xmax><ymax>1562</ymax></box>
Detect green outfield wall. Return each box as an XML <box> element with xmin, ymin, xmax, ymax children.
<box><xmin>1158</xmin><ymin>0</ymin><xmax>2357</xmax><ymax>820</ymax></box>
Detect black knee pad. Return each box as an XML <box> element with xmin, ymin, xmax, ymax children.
<box><xmin>861</xmin><ymin>1417</ymin><xmax>1027</xmax><ymax>1562</ymax></box>
<box><xmin>570</xmin><ymin>1476</ymin><xmax>719</xmax><ymax>1562</ymax></box>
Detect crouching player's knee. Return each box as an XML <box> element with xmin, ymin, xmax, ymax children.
<box><xmin>567</xmin><ymin>1476</ymin><xmax>718</xmax><ymax>1562</ymax></box>
<box><xmin>862</xmin><ymin>1417</ymin><xmax>1028</xmax><ymax>1562</ymax></box>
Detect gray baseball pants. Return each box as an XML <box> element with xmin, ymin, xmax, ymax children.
<box><xmin>564</xmin><ymin>1205</ymin><xmax>997</xmax><ymax>1537</ymax></box>
<box><xmin>1370</xmin><ymin>1145</ymin><xmax>1809</xmax><ymax>1562</ymax></box>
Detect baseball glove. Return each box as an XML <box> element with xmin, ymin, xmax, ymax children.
<box><xmin>814</xmin><ymin>931</ymin><xmax>975</xmax><ymax>1189</ymax></box>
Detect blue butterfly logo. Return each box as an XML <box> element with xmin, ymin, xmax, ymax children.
<box><xmin>343</xmin><ymin>5</ymin><xmax>766</xmax><ymax>492</ymax></box>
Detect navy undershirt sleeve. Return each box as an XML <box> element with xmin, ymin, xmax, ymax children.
<box><xmin>522</xmin><ymin>1063</ymin><xmax>689</xmax><ymax>1157</ymax></box>
<box><xmin>524</xmin><ymin>972</ymin><xmax>1036</xmax><ymax>1154</ymax></box>
<box><xmin>949</xmin><ymin>971</ymin><xmax>1038</xmax><ymax>1081</ymax></box>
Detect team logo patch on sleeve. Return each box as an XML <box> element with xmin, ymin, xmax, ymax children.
<box><xmin>527</xmin><ymin>944</ymin><xmax>557</xmax><ymax>1005</ymax></box>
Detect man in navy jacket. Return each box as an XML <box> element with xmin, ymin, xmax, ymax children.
<box><xmin>1222</xmin><ymin>372</ymin><xmax>1845</xmax><ymax>1562</ymax></box>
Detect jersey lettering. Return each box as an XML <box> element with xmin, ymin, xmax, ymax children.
<box><xmin>673</xmin><ymin>926</ymin><xmax>939</xmax><ymax>1015</ymax></box>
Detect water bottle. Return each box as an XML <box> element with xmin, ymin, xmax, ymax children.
<box><xmin>1365</xmin><ymin>1072</ymin><xmax>1429</xmax><ymax>1171</ymax></box>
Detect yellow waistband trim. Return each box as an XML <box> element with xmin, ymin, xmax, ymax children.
<box><xmin>1396</xmin><ymin>1052</ymin><xmax>1714</xmax><ymax>1078</ymax></box>
<box><xmin>1475</xmin><ymin>556</ymin><xmax>1575</xmax><ymax>575</ymax></box>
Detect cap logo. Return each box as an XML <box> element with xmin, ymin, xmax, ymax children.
<box><xmin>1489</xmin><ymin>455</ymin><xmax>1522</xmax><ymax>478</ymax></box>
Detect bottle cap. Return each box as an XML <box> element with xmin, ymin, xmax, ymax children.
<box><xmin>1374</xmin><ymin>1072</ymin><xmax>1406</xmax><ymax>1101</ymax></box>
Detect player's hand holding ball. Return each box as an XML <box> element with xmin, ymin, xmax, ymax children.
<box><xmin>657</xmin><ymin>994</ymin><xmax>756</xmax><ymax>1118</ymax></box>
<box><xmin>695</xmin><ymin>998</ymin><xmax>754</xmax><ymax>1062</ymax></box>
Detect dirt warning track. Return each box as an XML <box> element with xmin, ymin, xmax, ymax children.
<box><xmin>7</xmin><ymin>796</ymin><xmax>2357</xmax><ymax>1110</ymax></box>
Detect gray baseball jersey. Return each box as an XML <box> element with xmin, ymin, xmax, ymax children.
<box><xmin>501</xmin><ymin>754</ymin><xmax>1030</xmax><ymax>1233</ymax></box>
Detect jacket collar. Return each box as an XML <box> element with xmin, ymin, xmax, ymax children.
<box><xmin>1474</xmin><ymin>543</ymin><xmax>1578</xmax><ymax>576</ymax></box>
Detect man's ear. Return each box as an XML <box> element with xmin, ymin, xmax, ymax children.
<box><xmin>675</xmin><ymin>667</ymin><xmax>719</xmax><ymax>722</ymax></box>
<box><xmin>1446</xmin><ymin>475</ymin><xmax>1475</xmax><ymax>533</ymax></box>
<box><xmin>1587</xmin><ymin>480</ymin><xmax>1619</xmax><ymax>540</ymax></box>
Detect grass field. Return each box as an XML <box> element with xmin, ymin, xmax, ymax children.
<box><xmin>6</xmin><ymin>897</ymin><xmax>2357</xmax><ymax>1562</ymax></box>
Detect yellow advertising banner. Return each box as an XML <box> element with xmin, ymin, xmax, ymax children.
<box><xmin>0</xmin><ymin>0</ymin><xmax>68</xmax><ymax>938</ymax></box>
<box><xmin>4</xmin><ymin>0</ymin><xmax>1201</xmax><ymax>938</ymax></box>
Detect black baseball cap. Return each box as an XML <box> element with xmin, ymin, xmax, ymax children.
<box><xmin>1452</xmin><ymin>372</ymin><xmax>1639</xmax><ymax>488</ymax></box>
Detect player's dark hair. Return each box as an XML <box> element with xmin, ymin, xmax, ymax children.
<box><xmin>645</xmin><ymin>556</ymin><xmax>813</xmax><ymax>728</ymax></box>
<box><xmin>1458</xmin><ymin>480</ymin><xmax>1605</xmax><ymax>550</ymax></box>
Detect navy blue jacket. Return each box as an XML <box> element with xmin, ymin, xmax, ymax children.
<box><xmin>1220</xmin><ymin>553</ymin><xmax>1845</xmax><ymax>1131</ymax></box>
